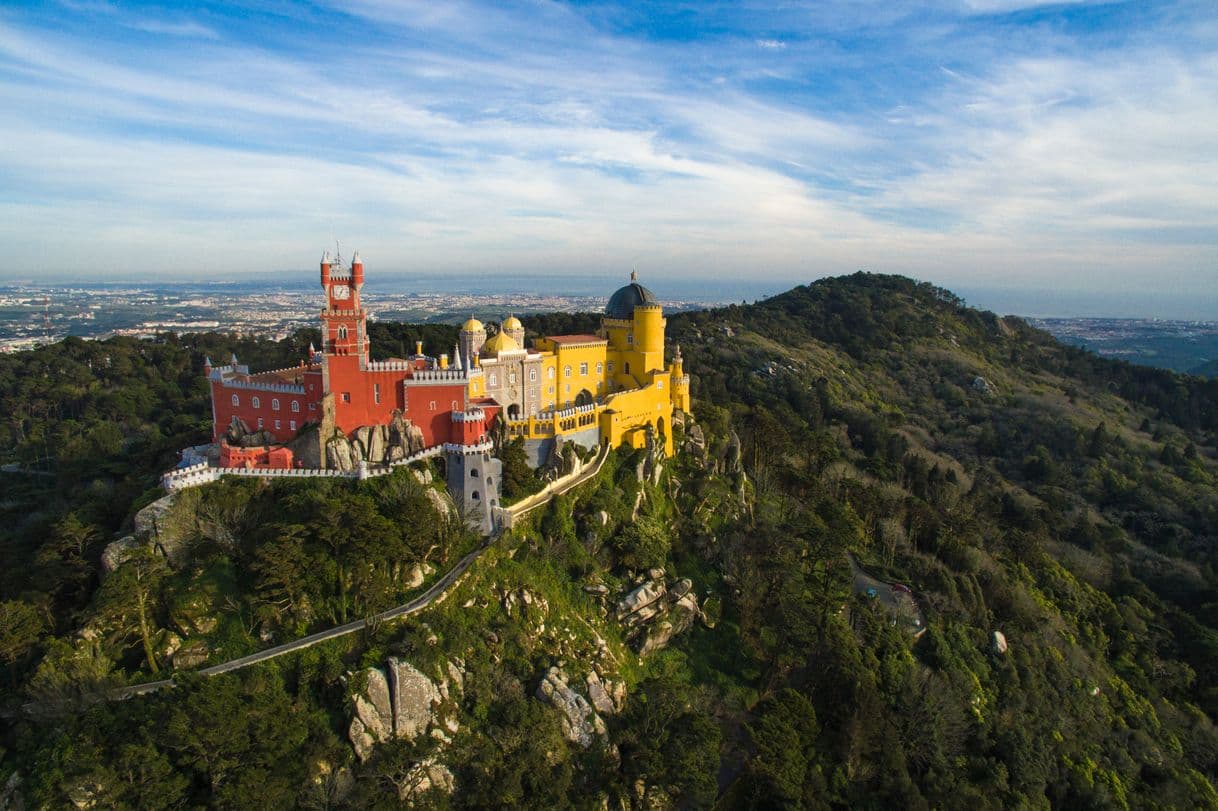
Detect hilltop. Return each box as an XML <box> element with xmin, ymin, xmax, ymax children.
<box><xmin>2</xmin><ymin>273</ymin><xmax>1218</xmax><ymax>808</ymax></box>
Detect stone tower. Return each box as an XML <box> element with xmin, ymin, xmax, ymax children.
<box><xmin>444</xmin><ymin>407</ymin><xmax>502</xmax><ymax>535</ymax></box>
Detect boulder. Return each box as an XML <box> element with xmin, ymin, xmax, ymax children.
<box><xmin>349</xmin><ymin>667</ymin><xmax>394</xmax><ymax>762</ymax></box>
<box><xmin>412</xmin><ymin>466</ymin><xmax>433</xmax><ymax>485</ymax></box>
<box><xmin>399</xmin><ymin>758</ymin><xmax>455</xmax><ymax>802</ymax></box>
<box><xmin>388</xmin><ymin>658</ymin><xmax>441</xmax><ymax>740</ymax></box>
<box><xmin>100</xmin><ymin>535</ymin><xmax>140</xmax><ymax>576</ymax></box>
<box><xmin>992</xmin><ymin>630</ymin><xmax>1008</xmax><ymax>655</ymax></box>
<box><xmin>286</xmin><ymin>425</ymin><xmax>322</xmax><ymax>468</ymax></box>
<box><xmin>326</xmin><ymin>435</ymin><xmax>356</xmax><ymax>472</ymax></box>
<box><xmin>387</xmin><ymin>445</ymin><xmax>405</xmax><ymax>463</ymax></box>
<box><xmin>972</xmin><ymin>376</ymin><xmax>996</xmax><ymax>396</ymax></box>
<box><xmin>536</xmin><ymin>667</ymin><xmax>606</xmax><ymax>748</ymax></box>
<box><xmin>586</xmin><ymin>671</ymin><xmax>616</xmax><ymax>716</ymax></box>
<box><xmin>616</xmin><ymin>580</ymin><xmax>667</xmax><ymax>622</ymax></box>
<box><xmin>153</xmin><ymin>629</ymin><xmax>182</xmax><ymax>662</ymax></box>
<box><xmin>405</xmin><ymin>565</ymin><xmax>425</xmax><ymax>589</ymax></box>
<box><xmin>367</xmin><ymin>424</ymin><xmax>387</xmax><ymax>463</ymax></box>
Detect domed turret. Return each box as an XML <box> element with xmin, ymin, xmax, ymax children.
<box><xmin>605</xmin><ymin>270</ymin><xmax>658</xmax><ymax>320</ymax></box>
<box><xmin>459</xmin><ymin>316</ymin><xmax>488</xmax><ymax>369</ymax></box>
<box><xmin>501</xmin><ymin>315</ymin><xmax>525</xmax><ymax>348</ymax></box>
<box><xmin>480</xmin><ymin>330</ymin><xmax>520</xmax><ymax>358</ymax></box>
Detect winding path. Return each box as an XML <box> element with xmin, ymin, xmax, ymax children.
<box><xmin>112</xmin><ymin>541</ymin><xmax>489</xmax><ymax>699</ymax></box>
<box><xmin>108</xmin><ymin>444</ymin><xmax>614</xmax><ymax>701</ymax></box>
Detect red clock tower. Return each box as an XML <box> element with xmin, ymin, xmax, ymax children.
<box><xmin>320</xmin><ymin>248</ymin><xmax>366</xmax><ymax>361</ymax></box>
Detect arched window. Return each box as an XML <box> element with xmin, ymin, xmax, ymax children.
<box><xmin>509</xmin><ymin>371</ymin><xmax>516</xmax><ymax>384</ymax></box>
<box><xmin>489</xmin><ymin>373</ymin><xmax>498</xmax><ymax>386</ymax></box>
<box><xmin>529</xmin><ymin>369</ymin><xmax>537</xmax><ymax>382</ymax></box>
<box><xmin>624</xmin><ymin>362</ymin><xmax>630</xmax><ymax>375</ymax></box>
<box><xmin>338</xmin><ymin>326</ymin><xmax>348</xmax><ymax>340</ymax></box>
<box><xmin>231</xmin><ymin>394</ymin><xmax>239</xmax><ymax>406</ymax></box>
<box><xmin>596</xmin><ymin>362</ymin><xmax>603</xmax><ymax>374</ymax></box>
<box><xmin>548</xmin><ymin>367</ymin><xmax>555</xmax><ymax>379</ymax></box>
<box><xmin>471</xmin><ymin>491</ymin><xmax>480</xmax><ymax>501</ymax></box>
<box><xmin>291</xmin><ymin>400</ymin><xmax>300</xmax><ymax>413</ymax></box>
<box><xmin>271</xmin><ymin>398</ymin><xmax>280</xmax><ymax>411</ymax></box>
<box><xmin>564</xmin><ymin>365</ymin><xmax>572</xmax><ymax>378</ymax></box>
<box><xmin>471</xmin><ymin>469</ymin><xmax>479</xmax><ymax>478</ymax></box>
<box><xmin>252</xmin><ymin>396</ymin><xmax>261</xmax><ymax>409</ymax></box>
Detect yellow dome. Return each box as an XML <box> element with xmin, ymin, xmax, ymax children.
<box><xmin>480</xmin><ymin>330</ymin><xmax>519</xmax><ymax>357</ymax></box>
<box><xmin>502</xmin><ymin>315</ymin><xmax>523</xmax><ymax>331</ymax></box>
<box><xmin>461</xmin><ymin>317</ymin><xmax>484</xmax><ymax>332</ymax></box>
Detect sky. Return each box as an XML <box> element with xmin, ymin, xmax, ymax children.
<box><xmin>0</xmin><ymin>1</ymin><xmax>1215</xmax><ymax>316</ymax></box>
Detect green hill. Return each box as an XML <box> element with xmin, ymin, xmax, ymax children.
<box><xmin>3</xmin><ymin>273</ymin><xmax>1218</xmax><ymax>809</ymax></box>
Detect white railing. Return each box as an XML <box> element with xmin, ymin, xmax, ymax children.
<box><xmin>161</xmin><ymin>446</ymin><xmax>447</xmax><ymax>491</ymax></box>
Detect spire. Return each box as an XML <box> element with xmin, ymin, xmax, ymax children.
<box><xmin>322</xmin><ymin>249</ymin><xmax>332</xmax><ymax>263</ymax></box>
<box><xmin>452</xmin><ymin>343</ymin><xmax>463</xmax><ymax>370</ymax></box>
<box><xmin>308</xmin><ymin>342</ymin><xmax>316</xmax><ymax>356</ymax></box>
<box><xmin>352</xmin><ymin>249</ymin><xmax>361</xmax><ymax>264</ymax></box>
<box><xmin>204</xmin><ymin>355</ymin><xmax>213</xmax><ymax>369</ymax></box>
<box><xmin>230</xmin><ymin>352</ymin><xmax>239</xmax><ymax>366</ymax></box>
<box><xmin>630</xmin><ymin>269</ymin><xmax>638</xmax><ymax>282</ymax></box>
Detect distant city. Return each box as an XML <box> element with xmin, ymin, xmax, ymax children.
<box><xmin>3</xmin><ymin>281</ymin><xmax>1217</xmax><ymax>378</ymax></box>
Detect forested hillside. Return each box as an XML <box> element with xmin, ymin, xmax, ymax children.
<box><xmin>2</xmin><ymin>273</ymin><xmax>1218</xmax><ymax>809</ymax></box>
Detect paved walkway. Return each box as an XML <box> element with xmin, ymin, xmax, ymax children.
<box><xmin>112</xmin><ymin>541</ymin><xmax>488</xmax><ymax>699</ymax></box>
<box><xmin>109</xmin><ymin>445</ymin><xmax>616</xmax><ymax>701</ymax></box>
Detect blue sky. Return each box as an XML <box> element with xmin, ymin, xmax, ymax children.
<box><xmin>1</xmin><ymin>1</ymin><xmax>1215</xmax><ymax>314</ymax></box>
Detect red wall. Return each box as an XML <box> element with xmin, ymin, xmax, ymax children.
<box><xmin>403</xmin><ymin>382</ymin><xmax>469</xmax><ymax>446</ymax></box>
<box><xmin>210</xmin><ymin>375</ymin><xmax>322</xmax><ymax>444</ymax></box>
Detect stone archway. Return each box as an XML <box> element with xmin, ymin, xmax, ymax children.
<box><xmin>574</xmin><ymin>389</ymin><xmax>593</xmax><ymax>407</ymax></box>
<box><xmin>507</xmin><ymin>404</ymin><xmax>521</xmax><ymax>420</ymax></box>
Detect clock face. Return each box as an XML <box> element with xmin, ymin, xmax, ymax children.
<box><xmin>331</xmin><ymin>285</ymin><xmax>350</xmax><ymax>300</ymax></box>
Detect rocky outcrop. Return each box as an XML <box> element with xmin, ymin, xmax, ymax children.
<box><xmin>349</xmin><ymin>667</ymin><xmax>395</xmax><ymax>762</ymax></box>
<box><xmin>171</xmin><ymin>638</ymin><xmax>211</xmax><ymax>669</ymax></box>
<box><xmin>992</xmin><ymin>630</ymin><xmax>1008</xmax><ymax>655</ymax></box>
<box><xmin>617</xmin><ymin>580</ymin><xmax>668</xmax><ymax>624</ymax></box>
<box><xmin>388</xmin><ymin>658</ymin><xmax>442</xmax><ymax>741</ymax></box>
<box><xmin>536</xmin><ymin>666</ymin><xmax>606</xmax><ymax>748</ymax></box>
<box><xmin>327</xmin><ymin>413</ymin><xmax>426</xmax><ymax>470</ymax></box>
<box><xmin>617</xmin><ymin>576</ymin><xmax>702</xmax><ymax>656</ymax></box>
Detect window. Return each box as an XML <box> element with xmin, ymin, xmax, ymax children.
<box><xmin>338</xmin><ymin>325</ymin><xmax>348</xmax><ymax>340</ymax></box>
<box><xmin>429</xmin><ymin>400</ymin><xmax>436</xmax><ymax>411</ymax></box>
<box><xmin>509</xmin><ymin>372</ymin><xmax>516</xmax><ymax>384</ymax></box>
<box><xmin>657</xmin><ymin>380</ymin><xmax>663</xmax><ymax>389</ymax></box>
<box><xmin>309</xmin><ymin>403</ymin><xmax>317</xmax><ymax>411</ymax></box>
<box><xmin>489</xmin><ymin>373</ymin><xmax>497</xmax><ymax>386</ymax></box>
<box><xmin>289</xmin><ymin>420</ymin><xmax>296</xmax><ymax>431</ymax></box>
<box><xmin>579</xmin><ymin>362</ymin><xmax>588</xmax><ymax>375</ymax></box>
<box><xmin>548</xmin><ymin>367</ymin><xmax>555</xmax><ymax>379</ymax></box>
<box><xmin>341</xmin><ymin>392</ymin><xmax>351</xmax><ymax>403</ymax></box>
<box><xmin>291</xmin><ymin>400</ymin><xmax>300</xmax><ymax>413</ymax></box>
<box><xmin>451</xmin><ymin>400</ymin><xmax>458</xmax><ymax>410</ymax></box>
<box><xmin>231</xmin><ymin>394</ymin><xmax>239</xmax><ymax>406</ymax></box>
<box><xmin>548</xmin><ymin>386</ymin><xmax>554</xmax><ymax>394</ymax></box>
<box><xmin>627</xmin><ymin>333</ymin><xmax>633</xmax><ymax>344</ymax></box>
<box><xmin>374</xmin><ymin>383</ymin><xmax>381</xmax><ymax>404</ymax></box>
<box><xmin>471</xmin><ymin>469</ymin><xmax>479</xmax><ymax>478</ymax></box>
<box><xmin>564</xmin><ymin>365</ymin><xmax>571</xmax><ymax>378</ymax></box>
<box><xmin>608</xmin><ymin>361</ymin><xmax>614</xmax><ymax>373</ymax></box>
<box><xmin>275</xmin><ymin>420</ymin><xmax>281</xmax><ymax>430</ymax></box>
<box><xmin>257</xmin><ymin>418</ymin><xmax>264</xmax><ymax>428</ymax></box>
<box><xmin>529</xmin><ymin>369</ymin><xmax>537</xmax><ymax>382</ymax></box>
<box><xmin>624</xmin><ymin>362</ymin><xmax>631</xmax><ymax>374</ymax></box>
<box><xmin>271</xmin><ymin>398</ymin><xmax>280</xmax><ymax>411</ymax></box>
<box><xmin>565</xmin><ymin>384</ymin><xmax>571</xmax><ymax>394</ymax></box>
<box><xmin>596</xmin><ymin>362</ymin><xmax>603</xmax><ymax>374</ymax></box>
<box><xmin>471</xmin><ymin>491</ymin><xmax>480</xmax><ymax>501</ymax></box>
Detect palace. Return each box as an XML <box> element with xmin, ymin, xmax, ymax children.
<box><xmin>206</xmin><ymin>250</ymin><xmax>690</xmax><ymax>481</ymax></box>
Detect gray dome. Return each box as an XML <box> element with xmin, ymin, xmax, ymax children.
<box><xmin>605</xmin><ymin>278</ymin><xmax>658</xmax><ymax>320</ymax></box>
